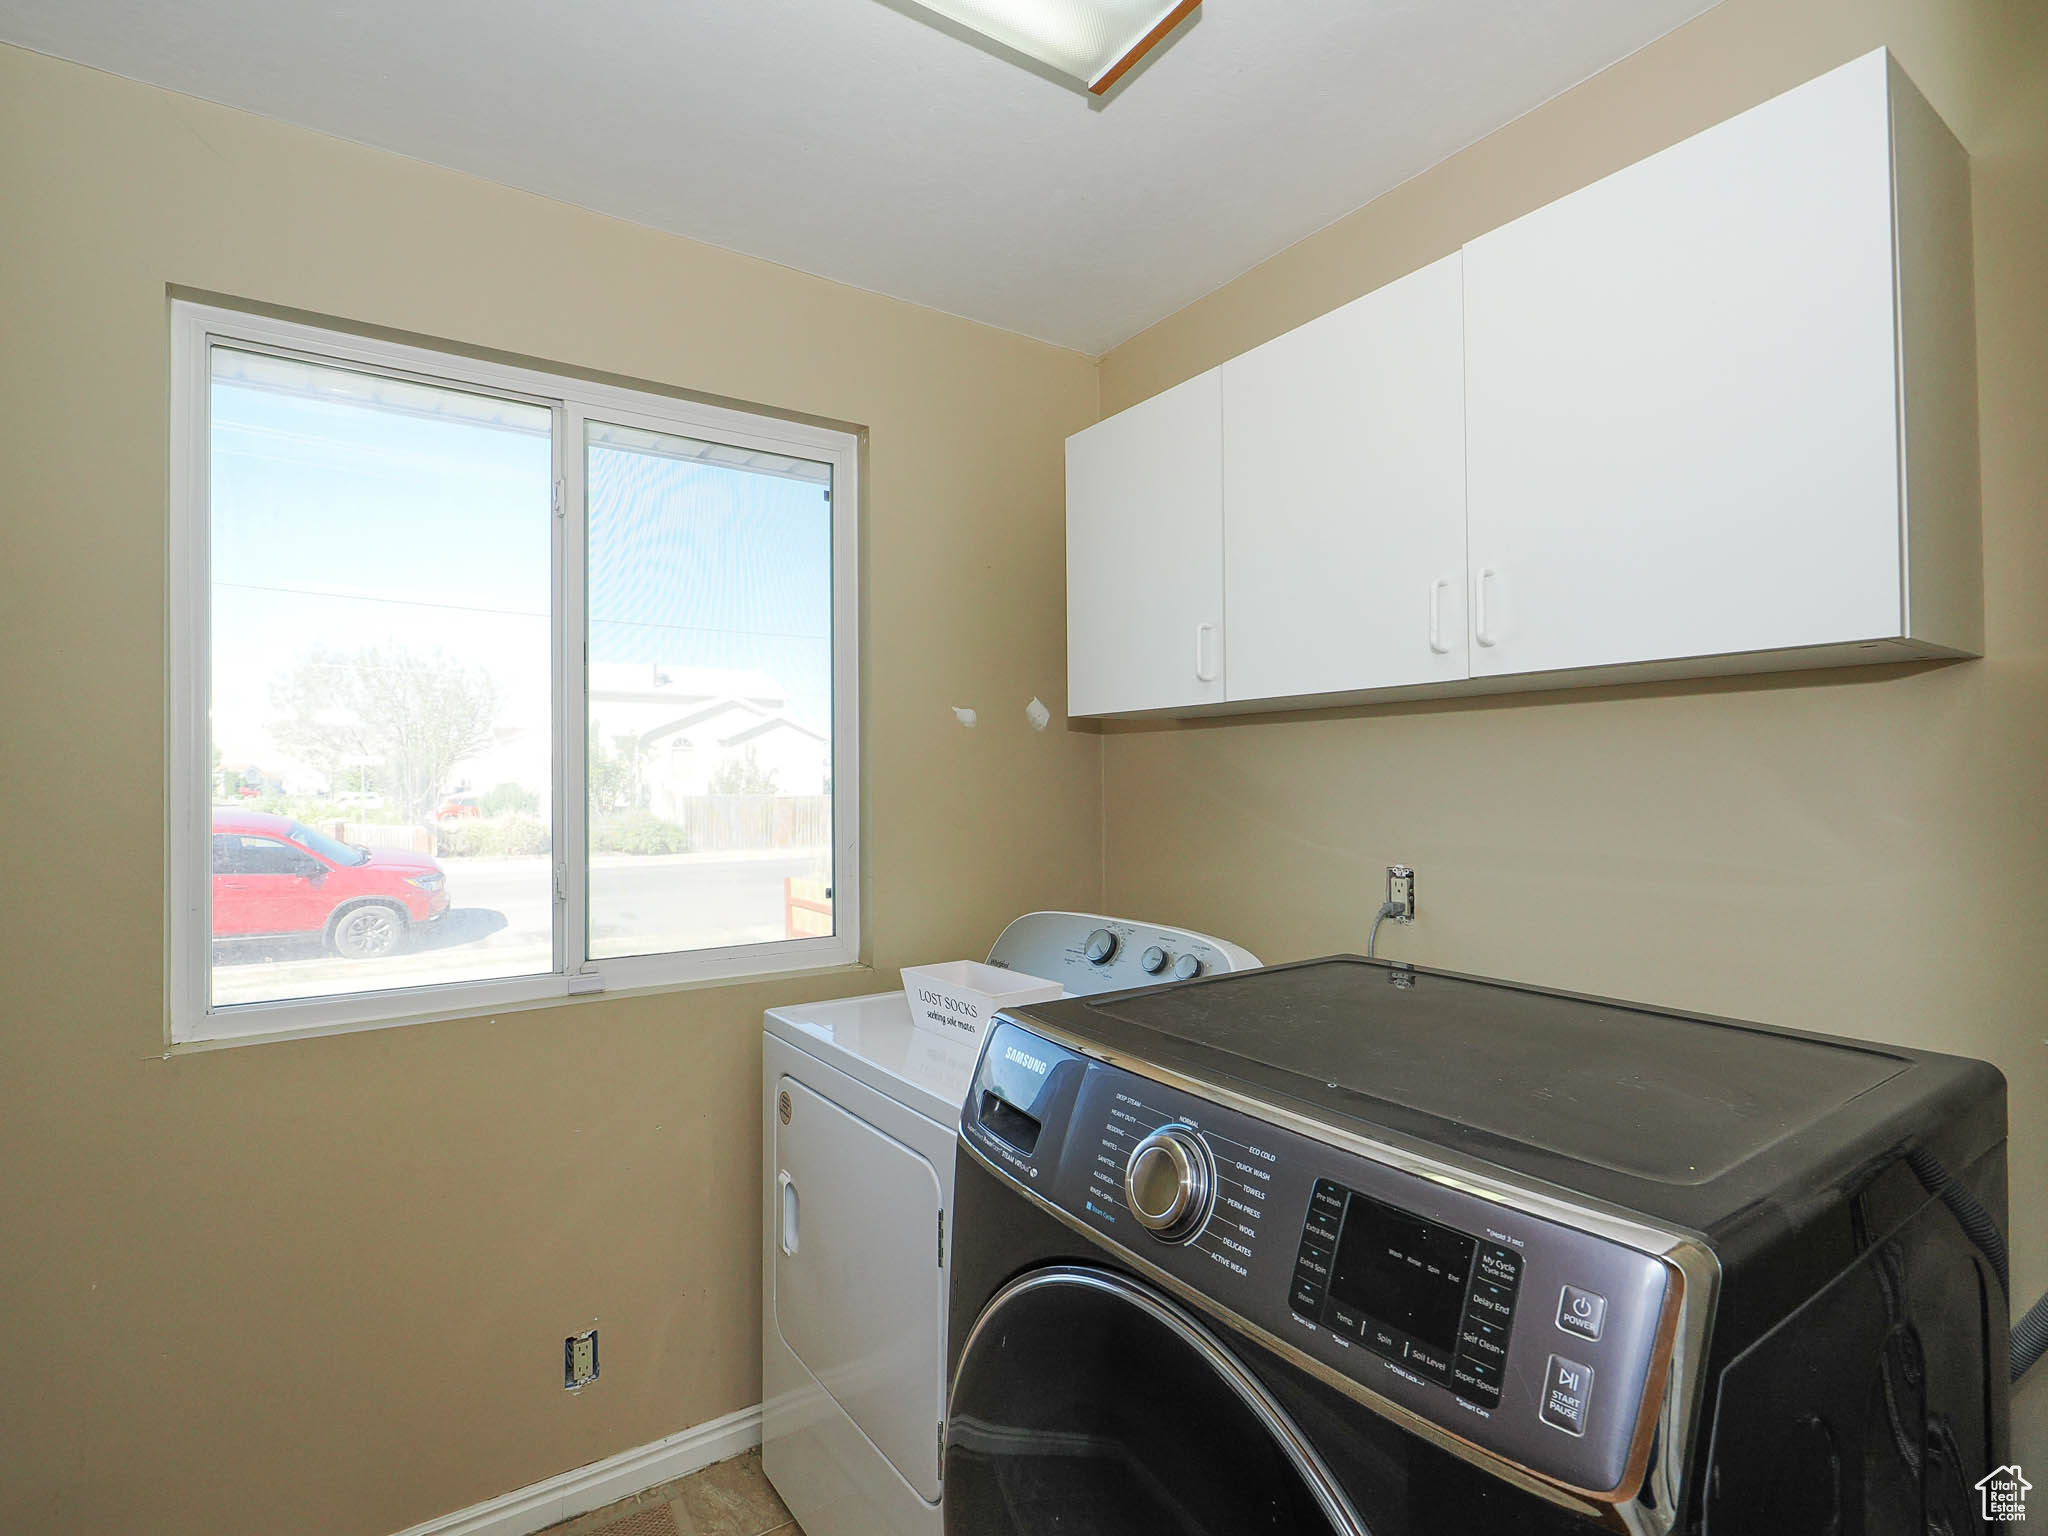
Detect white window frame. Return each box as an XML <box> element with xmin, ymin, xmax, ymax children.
<box><xmin>168</xmin><ymin>301</ymin><xmax>861</xmax><ymax>1046</ymax></box>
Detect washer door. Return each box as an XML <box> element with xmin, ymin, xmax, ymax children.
<box><xmin>945</xmin><ymin>1266</ymin><xmax>1368</xmax><ymax>1536</ymax></box>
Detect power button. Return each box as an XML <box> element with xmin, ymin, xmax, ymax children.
<box><xmin>1557</xmin><ymin>1285</ymin><xmax>1606</xmax><ymax>1342</ymax></box>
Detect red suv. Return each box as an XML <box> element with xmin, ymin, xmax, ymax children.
<box><xmin>212</xmin><ymin>809</ymin><xmax>449</xmax><ymax>958</ymax></box>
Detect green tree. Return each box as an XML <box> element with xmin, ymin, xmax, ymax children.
<box><xmin>589</xmin><ymin>732</ymin><xmax>649</xmax><ymax>814</ymax></box>
<box><xmin>480</xmin><ymin>781</ymin><xmax>540</xmax><ymax>818</ymax></box>
<box><xmin>271</xmin><ymin>646</ymin><xmax>499</xmax><ymax>826</ymax></box>
<box><xmin>707</xmin><ymin>745</ymin><xmax>780</xmax><ymax>796</ymax></box>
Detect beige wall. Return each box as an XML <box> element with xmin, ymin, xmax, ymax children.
<box><xmin>0</xmin><ymin>44</ymin><xmax>1101</xmax><ymax>1535</ymax></box>
<box><xmin>1096</xmin><ymin>0</ymin><xmax>2048</xmax><ymax>1457</ymax></box>
<box><xmin>7</xmin><ymin>0</ymin><xmax>2046</xmax><ymax>1523</ymax></box>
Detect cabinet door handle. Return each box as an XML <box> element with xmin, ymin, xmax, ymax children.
<box><xmin>1474</xmin><ymin>569</ymin><xmax>1498</xmax><ymax>648</ymax></box>
<box><xmin>1195</xmin><ymin>622</ymin><xmax>1220</xmax><ymax>683</ymax></box>
<box><xmin>1428</xmin><ymin>578</ymin><xmax>1452</xmax><ymax>655</ymax></box>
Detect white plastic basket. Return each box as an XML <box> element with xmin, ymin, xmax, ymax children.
<box><xmin>900</xmin><ymin>960</ymin><xmax>1062</xmax><ymax>1044</ymax></box>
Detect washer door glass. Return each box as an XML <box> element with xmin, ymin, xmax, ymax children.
<box><xmin>945</xmin><ymin>1266</ymin><xmax>1366</xmax><ymax>1536</ymax></box>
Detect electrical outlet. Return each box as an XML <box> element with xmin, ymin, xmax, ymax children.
<box><xmin>1386</xmin><ymin>865</ymin><xmax>1415</xmax><ymax>922</ymax></box>
<box><xmin>564</xmin><ymin>1330</ymin><xmax>599</xmax><ymax>1389</ymax></box>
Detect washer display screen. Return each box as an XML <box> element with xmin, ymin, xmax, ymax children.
<box><xmin>1328</xmin><ymin>1194</ymin><xmax>1477</xmax><ymax>1355</ymax></box>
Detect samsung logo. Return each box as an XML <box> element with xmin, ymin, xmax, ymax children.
<box><xmin>1003</xmin><ymin>1045</ymin><xmax>1050</xmax><ymax>1077</ymax></box>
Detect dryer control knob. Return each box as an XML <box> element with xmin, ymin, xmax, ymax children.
<box><xmin>1172</xmin><ymin>954</ymin><xmax>1203</xmax><ymax>981</ymax></box>
<box><xmin>1141</xmin><ymin>946</ymin><xmax>1168</xmax><ymax>974</ymax></box>
<box><xmin>1085</xmin><ymin>928</ymin><xmax>1118</xmax><ymax>964</ymax></box>
<box><xmin>1124</xmin><ymin>1126</ymin><xmax>1212</xmax><ymax>1241</ymax></box>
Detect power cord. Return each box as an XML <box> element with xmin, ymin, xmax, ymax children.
<box><xmin>1369</xmin><ymin>864</ymin><xmax>1416</xmax><ymax>959</ymax></box>
<box><xmin>1367</xmin><ymin>899</ymin><xmax>1405</xmax><ymax>959</ymax></box>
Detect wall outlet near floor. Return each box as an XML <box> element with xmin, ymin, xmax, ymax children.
<box><xmin>564</xmin><ymin>1330</ymin><xmax>599</xmax><ymax>1389</ymax></box>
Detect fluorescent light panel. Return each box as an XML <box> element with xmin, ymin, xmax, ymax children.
<box><xmin>904</xmin><ymin>0</ymin><xmax>1199</xmax><ymax>93</ymax></box>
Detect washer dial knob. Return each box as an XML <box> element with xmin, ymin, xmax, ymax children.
<box><xmin>1123</xmin><ymin>1126</ymin><xmax>1213</xmax><ymax>1241</ymax></box>
<box><xmin>1084</xmin><ymin>928</ymin><xmax>1118</xmax><ymax>965</ymax></box>
<box><xmin>1141</xmin><ymin>945</ymin><xmax>1168</xmax><ymax>974</ymax></box>
<box><xmin>1172</xmin><ymin>954</ymin><xmax>1203</xmax><ymax>981</ymax></box>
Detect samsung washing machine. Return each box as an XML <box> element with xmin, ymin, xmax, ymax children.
<box><xmin>947</xmin><ymin>955</ymin><xmax>2010</xmax><ymax>1535</ymax></box>
<box><xmin>761</xmin><ymin>912</ymin><xmax>1258</xmax><ymax>1536</ymax></box>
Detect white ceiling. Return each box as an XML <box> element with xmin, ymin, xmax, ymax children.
<box><xmin>0</xmin><ymin>0</ymin><xmax>1720</xmax><ymax>353</ymax></box>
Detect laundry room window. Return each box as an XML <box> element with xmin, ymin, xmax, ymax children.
<box><xmin>583</xmin><ymin>421</ymin><xmax>838</xmax><ymax>965</ymax></box>
<box><xmin>168</xmin><ymin>301</ymin><xmax>860</xmax><ymax>1045</ymax></box>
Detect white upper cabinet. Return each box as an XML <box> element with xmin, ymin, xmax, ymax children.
<box><xmin>1462</xmin><ymin>49</ymin><xmax>1979</xmax><ymax>678</ymax></box>
<box><xmin>1066</xmin><ymin>368</ymin><xmax>1225</xmax><ymax>717</ymax></box>
<box><xmin>1063</xmin><ymin>50</ymin><xmax>1977</xmax><ymax>719</ymax></box>
<box><xmin>1223</xmin><ymin>253</ymin><xmax>1469</xmax><ymax>703</ymax></box>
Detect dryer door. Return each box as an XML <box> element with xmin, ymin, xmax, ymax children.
<box><xmin>774</xmin><ymin>1074</ymin><xmax>945</xmax><ymax>1501</ymax></box>
<box><xmin>945</xmin><ymin>1266</ymin><xmax>1366</xmax><ymax>1535</ymax></box>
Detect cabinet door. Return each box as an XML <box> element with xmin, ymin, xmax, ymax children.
<box><xmin>1462</xmin><ymin>51</ymin><xmax>1904</xmax><ymax>677</ymax></box>
<box><xmin>1066</xmin><ymin>369</ymin><xmax>1224</xmax><ymax>716</ymax></box>
<box><xmin>1223</xmin><ymin>253</ymin><xmax>1468</xmax><ymax>702</ymax></box>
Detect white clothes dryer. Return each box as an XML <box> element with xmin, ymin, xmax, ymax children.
<box><xmin>761</xmin><ymin>912</ymin><xmax>1259</xmax><ymax>1536</ymax></box>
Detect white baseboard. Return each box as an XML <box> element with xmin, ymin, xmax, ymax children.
<box><xmin>391</xmin><ymin>1403</ymin><xmax>764</xmax><ymax>1536</ymax></box>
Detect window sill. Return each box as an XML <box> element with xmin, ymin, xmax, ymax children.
<box><xmin>164</xmin><ymin>948</ymin><xmax>874</xmax><ymax>1055</ymax></box>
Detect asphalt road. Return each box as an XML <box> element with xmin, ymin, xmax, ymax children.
<box><xmin>211</xmin><ymin>850</ymin><xmax>829</xmax><ymax>1007</ymax></box>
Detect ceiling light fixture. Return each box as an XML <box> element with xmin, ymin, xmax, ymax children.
<box><xmin>899</xmin><ymin>0</ymin><xmax>1202</xmax><ymax>95</ymax></box>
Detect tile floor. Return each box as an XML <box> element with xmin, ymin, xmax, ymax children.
<box><xmin>537</xmin><ymin>1450</ymin><xmax>802</xmax><ymax>1536</ymax></box>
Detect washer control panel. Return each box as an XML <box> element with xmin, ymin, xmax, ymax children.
<box><xmin>982</xmin><ymin>910</ymin><xmax>1258</xmax><ymax>997</ymax></box>
<box><xmin>961</xmin><ymin>1019</ymin><xmax>1678</xmax><ymax>1497</ymax></box>
<box><xmin>1289</xmin><ymin>1177</ymin><xmax>1524</xmax><ymax>1409</ymax></box>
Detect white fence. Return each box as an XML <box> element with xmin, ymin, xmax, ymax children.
<box><xmin>681</xmin><ymin>795</ymin><xmax>829</xmax><ymax>852</ymax></box>
<box><xmin>310</xmin><ymin>800</ymin><xmax>826</xmax><ymax>857</ymax></box>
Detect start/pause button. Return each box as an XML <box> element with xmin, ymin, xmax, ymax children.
<box><xmin>1540</xmin><ymin>1354</ymin><xmax>1593</xmax><ymax>1437</ymax></box>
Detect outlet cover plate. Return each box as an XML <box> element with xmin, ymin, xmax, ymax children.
<box><xmin>565</xmin><ymin>1330</ymin><xmax>599</xmax><ymax>1389</ymax></box>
